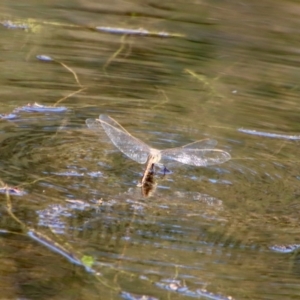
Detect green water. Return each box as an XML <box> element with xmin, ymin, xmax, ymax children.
<box><xmin>1</xmin><ymin>1</ymin><xmax>300</xmax><ymax>299</ymax></box>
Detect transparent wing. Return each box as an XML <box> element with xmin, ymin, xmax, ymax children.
<box><xmin>86</xmin><ymin>115</ymin><xmax>151</xmax><ymax>164</ymax></box>
<box><xmin>99</xmin><ymin>114</ymin><xmax>134</xmax><ymax>136</ymax></box>
<box><xmin>86</xmin><ymin>118</ymin><xmax>108</xmax><ymax>138</ymax></box>
<box><xmin>161</xmin><ymin>147</ymin><xmax>231</xmax><ymax>166</ymax></box>
<box><xmin>182</xmin><ymin>138</ymin><xmax>218</xmax><ymax>149</ymax></box>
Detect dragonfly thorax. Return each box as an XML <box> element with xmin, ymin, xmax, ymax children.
<box><xmin>149</xmin><ymin>148</ymin><xmax>162</xmax><ymax>164</ymax></box>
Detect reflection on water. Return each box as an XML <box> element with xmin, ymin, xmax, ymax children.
<box><xmin>1</xmin><ymin>0</ymin><xmax>300</xmax><ymax>299</ymax></box>
<box><xmin>238</xmin><ymin>128</ymin><xmax>300</xmax><ymax>140</ymax></box>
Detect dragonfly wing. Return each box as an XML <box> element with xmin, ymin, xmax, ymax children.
<box><xmin>86</xmin><ymin>116</ymin><xmax>150</xmax><ymax>164</ymax></box>
<box><xmin>99</xmin><ymin>114</ymin><xmax>133</xmax><ymax>135</ymax></box>
<box><xmin>182</xmin><ymin>138</ymin><xmax>218</xmax><ymax>149</ymax></box>
<box><xmin>86</xmin><ymin>118</ymin><xmax>105</xmax><ymax>132</ymax></box>
<box><xmin>161</xmin><ymin>148</ymin><xmax>231</xmax><ymax>166</ymax></box>
<box><xmin>86</xmin><ymin>118</ymin><xmax>109</xmax><ymax>140</ymax></box>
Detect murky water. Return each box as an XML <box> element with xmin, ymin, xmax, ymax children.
<box><xmin>1</xmin><ymin>1</ymin><xmax>300</xmax><ymax>299</ymax></box>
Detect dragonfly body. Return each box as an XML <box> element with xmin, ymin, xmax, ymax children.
<box><xmin>139</xmin><ymin>152</ymin><xmax>161</xmax><ymax>186</ymax></box>
<box><xmin>86</xmin><ymin>115</ymin><xmax>231</xmax><ymax>186</ymax></box>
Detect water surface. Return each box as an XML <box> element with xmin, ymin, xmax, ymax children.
<box><xmin>1</xmin><ymin>1</ymin><xmax>300</xmax><ymax>299</ymax></box>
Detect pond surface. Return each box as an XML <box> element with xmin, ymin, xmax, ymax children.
<box><xmin>1</xmin><ymin>1</ymin><xmax>300</xmax><ymax>299</ymax></box>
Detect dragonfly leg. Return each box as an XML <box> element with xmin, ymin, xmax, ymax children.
<box><xmin>155</xmin><ymin>163</ymin><xmax>171</xmax><ymax>174</ymax></box>
<box><xmin>163</xmin><ymin>166</ymin><xmax>171</xmax><ymax>175</ymax></box>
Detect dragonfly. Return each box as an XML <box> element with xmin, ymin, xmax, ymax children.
<box><xmin>86</xmin><ymin>115</ymin><xmax>231</xmax><ymax>186</ymax></box>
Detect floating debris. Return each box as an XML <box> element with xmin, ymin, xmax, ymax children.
<box><xmin>65</xmin><ymin>199</ymin><xmax>91</xmax><ymax>210</ymax></box>
<box><xmin>0</xmin><ymin>186</ymin><xmax>26</xmax><ymax>196</ymax></box>
<box><xmin>121</xmin><ymin>291</ymin><xmax>158</xmax><ymax>300</ymax></box>
<box><xmin>269</xmin><ymin>244</ymin><xmax>300</xmax><ymax>253</ymax></box>
<box><xmin>238</xmin><ymin>128</ymin><xmax>300</xmax><ymax>140</ymax></box>
<box><xmin>155</xmin><ymin>279</ymin><xmax>234</xmax><ymax>300</ymax></box>
<box><xmin>208</xmin><ymin>178</ymin><xmax>232</xmax><ymax>185</ymax></box>
<box><xmin>53</xmin><ymin>170</ymin><xmax>84</xmax><ymax>177</ymax></box>
<box><xmin>87</xmin><ymin>171</ymin><xmax>103</xmax><ymax>178</ymax></box>
<box><xmin>36</xmin><ymin>54</ymin><xmax>53</xmax><ymax>62</ymax></box>
<box><xmin>13</xmin><ymin>102</ymin><xmax>67</xmax><ymax>113</ymax></box>
<box><xmin>96</xmin><ymin>26</ymin><xmax>184</xmax><ymax>38</ymax></box>
<box><xmin>27</xmin><ymin>229</ymin><xmax>96</xmax><ymax>273</ymax></box>
<box><xmin>157</xmin><ymin>280</ymin><xmax>188</xmax><ymax>293</ymax></box>
<box><xmin>196</xmin><ymin>289</ymin><xmax>234</xmax><ymax>300</ymax></box>
<box><xmin>0</xmin><ymin>20</ymin><xmax>29</xmax><ymax>30</ymax></box>
<box><xmin>0</xmin><ymin>113</ymin><xmax>17</xmax><ymax>120</ymax></box>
